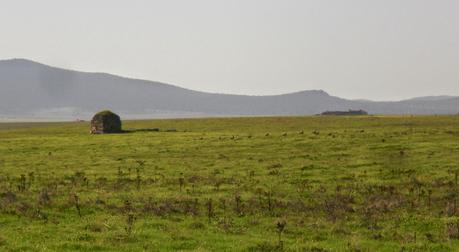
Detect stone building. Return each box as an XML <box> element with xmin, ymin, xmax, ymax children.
<box><xmin>320</xmin><ymin>109</ymin><xmax>368</xmax><ymax>116</ymax></box>
<box><xmin>90</xmin><ymin>110</ymin><xmax>122</xmax><ymax>134</ymax></box>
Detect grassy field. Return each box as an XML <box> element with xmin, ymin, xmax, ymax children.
<box><xmin>1</xmin><ymin>116</ymin><xmax>459</xmax><ymax>251</ymax></box>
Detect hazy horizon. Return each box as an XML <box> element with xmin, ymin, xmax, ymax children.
<box><xmin>3</xmin><ymin>57</ymin><xmax>458</xmax><ymax>103</ymax></box>
<box><xmin>1</xmin><ymin>0</ymin><xmax>458</xmax><ymax>100</ymax></box>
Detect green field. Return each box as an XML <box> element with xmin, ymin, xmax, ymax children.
<box><xmin>1</xmin><ymin>116</ymin><xmax>459</xmax><ymax>251</ymax></box>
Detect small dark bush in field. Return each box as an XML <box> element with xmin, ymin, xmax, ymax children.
<box><xmin>135</xmin><ymin>168</ymin><xmax>141</xmax><ymax>190</ymax></box>
<box><xmin>281</xmin><ymin>132</ymin><xmax>287</xmax><ymax>137</ymax></box>
<box><xmin>179</xmin><ymin>173</ymin><xmax>185</xmax><ymax>192</ymax></box>
<box><xmin>427</xmin><ymin>189</ymin><xmax>433</xmax><ymax>209</ymax></box>
<box><xmin>444</xmin><ymin>192</ymin><xmax>458</xmax><ymax>217</ymax></box>
<box><xmin>217</xmin><ymin>217</ymin><xmax>235</xmax><ymax>233</ymax></box>
<box><xmin>213</xmin><ymin>179</ymin><xmax>223</xmax><ymax>191</ymax></box>
<box><xmin>123</xmin><ymin>200</ymin><xmax>133</xmax><ymax>214</ymax></box>
<box><xmin>18</xmin><ymin>174</ymin><xmax>26</xmax><ymax>192</ymax></box>
<box><xmin>95</xmin><ymin>198</ymin><xmax>106</xmax><ymax>205</ymax></box>
<box><xmin>324</xmin><ymin>194</ymin><xmax>355</xmax><ymax>222</ymax></box>
<box><xmin>87</xmin><ymin>222</ymin><xmax>106</xmax><ymax>233</ymax></box>
<box><xmin>142</xmin><ymin>197</ymin><xmax>156</xmax><ymax>214</ymax></box>
<box><xmin>27</xmin><ymin>172</ymin><xmax>35</xmax><ymax>185</ymax></box>
<box><xmin>234</xmin><ymin>194</ymin><xmax>243</xmax><ymax>216</ymax></box>
<box><xmin>2</xmin><ymin>191</ymin><xmax>17</xmax><ymax>203</ymax></box>
<box><xmin>182</xmin><ymin>198</ymin><xmax>200</xmax><ymax>216</ymax></box>
<box><xmin>219</xmin><ymin>198</ymin><xmax>227</xmax><ymax>211</ymax></box>
<box><xmin>0</xmin><ymin>236</ymin><xmax>6</xmax><ymax>246</ymax></box>
<box><xmin>296</xmin><ymin>179</ymin><xmax>311</xmax><ymax>194</ymax></box>
<box><xmin>268</xmin><ymin>163</ymin><xmax>282</xmax><ymax>169</ymax></box>
<box><xmin>95</xmin><ymin>177</ymin><xmax>108</xmax><ymax>189</ymax></box>
<box><xmin>70</xmin><ymin>171</ymin><xmax>88</xmax><ymax>188</ymax></box>
<box><xmin>207</xmin><ymin>198</ymin><xmax>213</xmax><ymax>223</ymax></box>
<box><xmin>73</xmin><ymin>193</ymin><xmax>82</xmax><ymax>217</ymax></box>
<box><xmin>264</xmin><ymin>190</ymin><xmax>274</xmax><ymax>215</ymax></box>
<box><xmin>276</xmin><ymin>219</ymin><xmax>286</xmax><ymax>249</ymax></box>
<box><xmin>425</xmin><ymin>232</ymin><xmax>435</xmax><ymax>242</ymax></box>
<box><xmin>125</xmin><ymin>213</ymin><xmax>136</xmax><ymax>237</ymax></box>
<box><xmin>189</xmin><ymin>221</ymin><xmax>206</xmax><ymax>230</ymax></box>
<box><xmin>123</xmin><ymin>200</ymin><xmax>136</xmax><ymax>236</ymax></box>
<box><xmin>268</xmin><ymin>169</ymin><xmax>280</xmax><ymax>176</ymax></box>
<box><xmin>446</xmin><ymin>220</ymin><xmax>459</xmax><ymax>239</ymax></box>
<box><xmin>32</xmin><ymin>208</ymin><xmax>48</xmax><ymax>223</ymax></box>
<box><xmin>38</xmin><ymin>188</ymin><xmax>51</xmax><ymax>206</ymax></box>
<box><xmin>116</xmin><ymin>168</ymin><xmax>126</xmax><ymax>189</ymax></box>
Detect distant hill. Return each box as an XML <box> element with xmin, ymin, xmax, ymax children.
<box><xmin>405</xmin><ymin>96</ymin><xmax>458</xmax><ymax>102</ymax></box>
<box><xmin>0</xmin><ymin>59</ymin><xmax>458</xmax><ymax>120</ymax></box>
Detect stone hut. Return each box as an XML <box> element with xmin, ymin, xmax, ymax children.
<box><xmin>90</xmin><ymin>110</ymin><xmax>122</xmax><ymax>134</ymax></box>
<box><xmin>320</xmin><ymin>109</ymin><xmax>368</xmax><ymax>116</ymax></box>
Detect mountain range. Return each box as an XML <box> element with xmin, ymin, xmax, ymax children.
<box><xmin>0</xmin><ymin>58</ymin><xmax>458</xmax><ymax>120</ymax></box>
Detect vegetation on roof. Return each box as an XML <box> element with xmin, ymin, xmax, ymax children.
<box><xmin>93</xmin><ymin>110</ymin><xmax>118</xmax><ymax>118</ymax></box>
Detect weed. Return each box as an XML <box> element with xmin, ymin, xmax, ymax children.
<box><xmin>125</xmin><ymin>213</ymin><xmax>136</xmax><ymax>237</ymax></box>
<box><xmin>276</xmin><ymin>220</ymin><xmax>286</xmax><ymax>249</ymax></box>
<box><xmin>207</xmin><ymin>198</ymin><xmax>213</xmax><ymax>224</ymax></box>
<box><xmin>18</xmin><ymin>174</ymin><xmax>26</xmax><ymax>192</ymax></box>
<box><xmin>73</xmin><ymin>193</ymin><xmax>82</xmax><ymax>217</ymax></box>
<box><xmin>38</xmin><ymin>188</ymin><xmax>51</xmax><ymax>206</ymax></box>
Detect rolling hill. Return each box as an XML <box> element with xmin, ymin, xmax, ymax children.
<box><xmin>0</xmin><ymin>58</ymin><xmax>458</xmax><ymax>120</ymax></box>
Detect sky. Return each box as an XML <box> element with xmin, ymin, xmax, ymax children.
<box><xmin>0</xmin><ymin>0</ymin><xmax>458</xmax><ymax>101</ymax></box>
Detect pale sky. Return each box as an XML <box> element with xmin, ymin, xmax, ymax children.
<box><xmin>1</xmin><ymin>0</ymin><xmax>458</xmax><ymax>101</ymax></box>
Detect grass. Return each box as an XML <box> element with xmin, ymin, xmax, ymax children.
<box><xmin>0</xmin><ymin>116</ymin><xmax>459</xmax><ymax>251</ymax></box>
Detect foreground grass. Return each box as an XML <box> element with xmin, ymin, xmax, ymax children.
<box><xmin>0</xmin><ymin>116</ymin><xmax>459</xmax><ymax>251</ymax></box>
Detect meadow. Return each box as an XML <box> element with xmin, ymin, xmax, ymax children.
<box><xmin>0</xmin><ymin>116</ymin><xmax>459</xmax><ymax>251</ymax></box>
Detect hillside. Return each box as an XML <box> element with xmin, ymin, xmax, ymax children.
<box><xmin>0</xmin><ymin>59</ymin><xmax>458</xmax><ymax>120</ymax></box>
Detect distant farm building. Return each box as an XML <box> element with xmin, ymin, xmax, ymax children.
<box><xmin>90</xmin><ymin>110</ymin><xmax>122</xmax><ymax>134</ymax></box>
<box><xmin>320</xmin><ymin>110</ymin><xmax>368</xmax><ymax>116</ymax></box>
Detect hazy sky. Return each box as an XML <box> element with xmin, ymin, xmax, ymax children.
<box><xmin>1</xmin><ymin>0</ymin><xmax>458</xmax><ymax>100</ymax></box>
